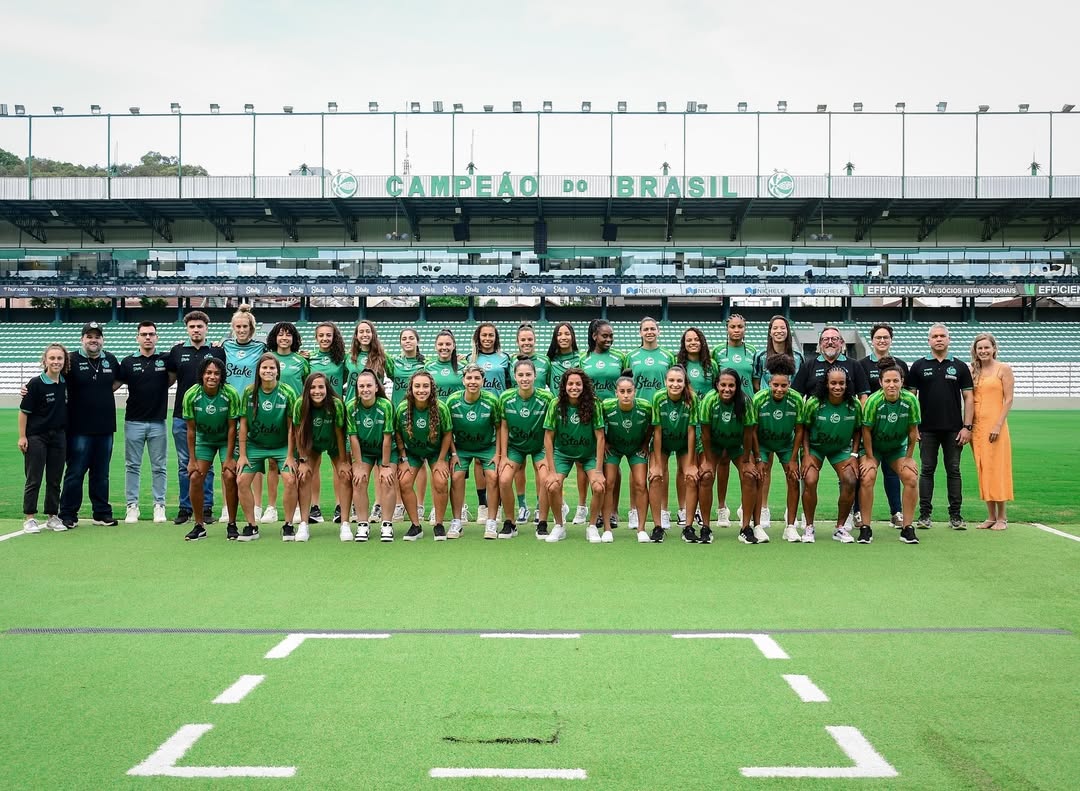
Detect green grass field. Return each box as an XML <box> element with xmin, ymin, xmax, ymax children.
<box><xmin>2</xmin><ymin>411</ymin><xmax>1078</xmax><ymax>789</ymax></box>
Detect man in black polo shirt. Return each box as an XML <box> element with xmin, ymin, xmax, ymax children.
<box><xmin>117</xmin><ymin>321</ymin><xmax>175</xmax><ymax>524</ymax></box>
<box><xmin>906</xmin><ymin>323</ymin><xmax>974</xmax><ymax>530</ymax></box>
<box><xmin>166</xmin><ymin>310</ymin><xmax>226</xmax><ymax>525</ymax></box>
<box><xmin>858</xmin><ymin>322</ymin><xmax>910</xmax><ymax>528</ymax></box>
<box><xmin>59</xmin><ymin>321</ymin><xmax>121</xmax><ymax>527</ymax></box>
<box><xmin>792</xmin><ymin>326</ymin><xmax>871</xmax><ymax>398</ymax></box>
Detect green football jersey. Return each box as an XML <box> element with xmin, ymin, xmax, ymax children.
<box><xmin>464</xmin><ymin>351</ymin><xmax>512</xmax><ymax>396</ymax></box>
<box><xmin>683</xmin><ymin>357</ymin><xmax>717</xmax><ymax>398</ymax></box>
<box><xmin>516</xmin><ymin>354</ymin><xmax>551</xmax><ymax>392</ymax></box>
<box><xmin>801</xmin><ymin>396</ymin><xmax>863</xmax><ymax>455</ymax></box>
<box><xmin>390</xmin><ymin>355</ymin><xmax>425</xmax><ymax>408</ymax></box>
<box><xmin>697</xmin><ymin>390</ymin><xmax>751</xmax><ymax>450</ymax></box>
<box><xmin>713</xmin><ymin>343</ymin><xmax>758</xmax><ymax>396</ymax></box>
<box><xmin>425</xmin><ymin>358</ymin><xmax>464</xmax><ymax>400</ymax></box>
<box><xmin>499</xmin><ymin>388</ymin><xmax>555</xmax><ymax>454</ymax></box>
<box><xmin>748</xmin><ymin>388</ymin><xmax>805</xmax><ymax>451</ymax></box>
<box><xmin>345</xmin><ymin>352</ymin><xmax>395</xmax><ymax>399</ymax></box>
<box><xmin>543</xmin><ymin>399</ymin><xmax>604</xmax><ymax>460</ymax></box>
<box><xmin>272</xmin><ymin>351</ymin><xmax>311</xmax><ymax>398</ymax></box>
<box><xmin>394</xmin><ymin>399</ymin><xmax>452</xmax><ymax>458</ymax></box>
<box><xmin>346</xmin><ymin>396</ymin><xmax>395</xmax><ymax>457</ymax></box>
<box><xmin>241</xmin><ymin>382</ymin><xmax>298</xmax><ymax>449</ymax></box>
<box><xmin>651</xmin><ymin>390</ymin><xmax>697</xmax><ymax>454</ymax></box>
<box><xmin>546</xmin><ymin>352</ymin><xmax>582</xmax><ymax>393</ymax></box>
<box><xmin>446</xmin><ymin>390</ymin><xmax>502</xmax><ymax>452</ymax></box>
<box><xmin>625</xmin><ymin>346</ymin><xmax>676</xmax><ymax>402</ymax></box>
<box><xmin>581</xmin><ymin>349</ymin><xmax>627</xmax><ymax>401</ymax></box>
<box><xmin>309</xmin><ymin>350</ymin><xmax>347</xmax><ymax>399</ymax></box>
<box><xmin>182</xmin><ymin>384</ymin><xmax>242</xmax><ymax>446</ymax></box>
<box><xmin>601</xmin><ymin>397</ymin><xmax>653</xmax><ymax>455</ymax></box>
<box><xmin>862</xmin><ymin>390</ymin><xmax>921</xmax><ymax>453</ymax></box>
<box><xmin>293</xmin><ymin>397</ymin><xmax>346</xmax><ymax>454</ymax></box>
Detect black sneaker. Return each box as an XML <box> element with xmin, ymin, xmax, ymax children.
<box><xmin>173</xmin><ymin>509</ymin><xmax>193</xmax><ymax>526</ymax></box>
<box><xmin>433</xmin><ymin>523</ymin><xmax>447</xmax><ymax>541</ymax></box>
<box><xmin>281</xmin><ymin>523</ymin><xmax>295</xmax><ymax>542</ymax></box>
<box><xmin>535</xmin><ymin>522</ymin><xmax>549</xmax><ymax>540</ymax></box>
<box><xmin>403</xmin><ymin>524</ymin><xmax>423</xmax><ymax>542</ymax></box>
<box><xmin>609</xmin><ymin>514</ymin><xmax>618</xmax><ymax>530</ymax></box>
<box><xmin>738</xmin><ymin>526</ymin><xmax>758</xmax><ymax>544</ymax></box>
<box><xmin>681</xmin><ymin>526</ymin><xmax>700</xmax><ymax>543</ymax></box>
<box><xmin>226</xmin><ymin>523</ymin><xmax>239</xmax><ymax>541</ymax></box>
<box><xmin>203</xmin><ymin>508</ymin><xmax>214</xmax><ymax>523</ymax></box>
<box><xmin>699</xmin><ymin>526</ymin><xmax>714</xmax><ymax>544</ymax></box>
<box><xmin>949</xmin><ymin>516</ymin><xmax>967</xmax><ymax>531</ymax></box>
<box><xmin>62</xmin><ymin>518</ymin><xmax>78</xmax><ymax>530</ymax></box>
<box><xmin>595</xmin><ymin>515</ymin><xmax>604</xmax><ymax>529</ymax></box>
<box><xmin>694</xmin><ymin>510</ymin><xmax>705</xmax><ymax>530</ymax></box>
<box><xmin>499</xmin><ymin>520</ymin><xmax>517</xmax><ymax>539</ymax></box>
<box><xmin>857</xmin><ymin>526</ymin><xmax>873</xmax><ymax>544</ymax></box>
<box><xmin>238</xmin><ymin>524</ymin><xmax>260</xmax><ymax>542</ymax></box>
<box><xmin>899</xmin><ymin>526</ymin><xmax>920</xmax><ymax>544</ymax></box>
<box><xmin>333</xmin><ymin>504</ymin><xmax>342</xmax><ymax>524</ymax></box>
<box><xmin>915</xmin><ymin>516</ymin><xmax>932</xmax><ymax>530</ymax></box>
<box><xmin>92</xmin><ymin>516</ymin><xmax>119</xmax><ymax>526</ymax></box>
<box><xmin>650</xmin><ymin>526</ymin><xmax>666</xmax><ymax>543</ymax></box>
<box><xmin>309</xmin><ymin>505</ymin><xmax>324</xmax><ymax>523</ymax></box>
<box><xmin>184</xmin><ymin>524</ymin><xmax>207</xmax><ymax>541</ymax></box>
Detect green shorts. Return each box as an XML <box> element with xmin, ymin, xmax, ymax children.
<box><xmin>758</xmin><ymin>445</ymin><xmax>795</xmax><ymax>465</ymax></box>
<box><xmin>875</xmin><ymin>445</ymin><xmax>909</xmax><ymax>466</ymax></box>
<box><xmin>659</xmin><ymin>440</ymin><xmax>689</xmax><ymax>457</ymax></box>
<box><xmin>454</xmin><ymin>447</ymin><xmax>496</xmax><ymax>474</ymax></box>
<box><xmin>506</xmin><ymin>446</ymin><xmax>546</xmax><ymax>465</ymax></box>
<box><xmin>194</xmin><ymin>442</ymin><xmax>229</xmax><ymax>463</ymax></box>
<box><xmin>357</xmin><ymin>446</ymin><xmax>400</xmax><ymax>467</ymax></box>
<box><xmin>311</xmin><ymin>444</ymin><xmax>346</xmax><ymax>463</ymax></box>
<box><xmin>405</xmin><ymin>449</ymin><xmax>448</xmax><ymax>470</ymax></box>
<box><xmin>710</xmin><ymin>444</ymin><xmax>745</xmax><ymax>461</ymax></box>
<box><xmin>809</xmin><ymin>446</ymin><xmax>855</xmax><ymax>467</ymax></box>
<box><xmin>604</xmin><ymin>448</ymin><xmax>649</xmax><ymax>467</ymax></box>
<box><xmin>242</xmin><ymin>445</ymin><xmax>291</xmax><ymax>474</ymax></box>
<box><xmin>552</xmin><ymin>451</ymin><xmax>598</xmax><ymax>477</ymax></box>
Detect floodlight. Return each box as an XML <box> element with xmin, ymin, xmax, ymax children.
<box><xmin>697</xmin><ymin>103</ymin><xmax>708</xmax><ymax>111</ymax></box>
<box><xmin>282</xmin><ymin>105</ymin><xmax>293</xmax><ymax>113</ymax></box>
<box><xmin>410</xmin><ymin>101</ymin><xmax>420</xmax><ymax>112</ymax></box>
<box><xmin>1062</xmin><ymin>104</ymin><xmax>1075</xmax><ymax>113</ymax></box>
<box><xmin>657</xmin><ymin>101</ymin><xmax>667</xmax><ymax>112</ymax></box>
<box><xmin>686</xmin><ymin>101</ymin><xmax>697</xmax><ymax>112</ymax></box>
<box><xmin>542</xmin><ymin>100</ymin><xmax>552</xmax><ymax>112</ymax></box>
<box><xmin>816</xmin><ymin>104</ymin><xmax>827</xmax><ymax>112</ymax></box>
<box><xmin>512</xmin><ymin>101</ymin><xmax>522</xmax><ymax>112</ymax></box>
<box><xmin>853</xmin><ymin>102</ymin><xmax>863</xmax><ymax>112</ymax></box>
<box><xmin>453</xmin><ymin>103</ymin><xmax>464</xmax><ymax>112</ymax></box>
<box><xmin>483</xmin><ymin>104</ymin><xmax>494</xmax><ymax>112</ymax></box>
<box><xmin>978</xmin><ymin>104</ymin><xmax>990</xmax><ymax>112</ymax></box>
<box><xmin>936</xmin><ymin>101</ymin><xmax>947</xmax><ymax>112</ymax></box>
<box><xmin>581</xmin><ymin>101</ymin><xmax>591</xmax><ymax>112</ymax></box>
<box><xmin>895</xmin><ymin>102</ymin><xmax>905</xmax><ymax>112</ymax></box>
<box><xmin>129</xmin><ymin>106</ymin><xmax>140</xmax><ymax>115</ymax></box>
<box><xmin>89</xmin><ymin>104</ymin><xmax>101</xmax><ymax>115</ymax></box>
<box><xmin>368</xmin><ymin>101</ymin><xmax>379</xmax><ymax>112</ymax></box>
<box><xmin>243</xmin><ymin>103</ymin><xmax>254</xmax><ymax>113</ymax></box>
<box><xmin>14</xmin><ymin>104</ymin><xmax>26</xmax><ymax>115</ymax></box>
<box><xmin>328</xmin><ymin>101</ymin><xmax>338</xmax><ymax>112</ymax></box>
<box><xmin>0</xmin><ymin>104</ymin><xmax>6</xmax><ymax>116</ymax></box>
<box><xmin>1018</xmin><ymin>103</ymin><xmax>1029</xmax><ymax>112</ymax></box>
<box><xmin>170</xmin><ymin>102</ymin><xmax>181</xmax><ymax>113</ymax></box>
<box><xmin>777</xmin><ymin>100</ymin><xmax>787</xmax><ymax>112</ymax></box>
<box><xmin>617</xmin><ymin>101</ymin><xmax>627</xmax><ymax>112</ymax></box>
<box><xmin>52</xmin><ymin>106</ymin><xmax>64</xmax><ymax>115</ymax></box>
<box><xmin>209</xmin><ymin>103</ymin><xmax>220</xmax><ymax>113</ymax></box>
<box><xmin>433</xmin><ymin>101</ymin><xmax>444</xmax><ymax>112</ymax></box>
<box><xmin>737</xmin><ymin>101</ymin><xmax>747</xmax><ymax>112</ymax></box>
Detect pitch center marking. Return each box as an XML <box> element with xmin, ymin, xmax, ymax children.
<box><xmin>1029</xmin><ymin>522</ymin><xmax>1080</xmax><ymax>543</ymax></box>
<box><xmin>264</xmin><ymin>632</ymin><xmax>391</xmax><ymax>659</ymax></box>
<box><xmin>430</xmin><ymin>768</ymin><xmax>587</xmax><ymax>780</ymax></box>
<box><xmin>671</xmin><ymin>633</ymin><xmax>790</xmax><ymax>659</ymax></box>
<box><xmin>212</xmin><ymin>675</ymin><xmax>265</xmax><ymax>704</ymax></box>
<box><xmin>127</xmin><ymin>724</ymin><xmax>296</xmax><ymax>778</ymax></box>
<box><xmin>740</xmin><ymin>726</ymin><xmax>898</xmax><ymax>778</ymax></box>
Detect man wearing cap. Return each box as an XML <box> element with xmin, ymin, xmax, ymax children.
<box><xmin>58</xmin><ymin>321</ymin><xmax>122</xmax><ymax>527</ymax></box>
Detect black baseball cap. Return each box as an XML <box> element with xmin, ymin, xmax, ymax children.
<box><xmin>81</xmin><ymin>321</ymin><xmax>104</xmax><ymax>336</ymax></box>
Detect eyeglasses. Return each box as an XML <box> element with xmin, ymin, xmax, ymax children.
<box><xmin>821</xmin><ymin>336</ymin><xmax>843</xmax><ymax>343</ymax></box>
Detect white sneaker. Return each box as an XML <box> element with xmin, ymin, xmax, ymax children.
<box><xmin>636</xmin><ymin>529</ymin><xmax>652</xmax><ymax>543</ymax></box>
<box><xmin>833</xmin><ymin>527</ymin><xmax>855</xmax><ymax>544</ymax></box>
<box><xmin>448</xmin><ymin>519</ymin><xmax>463</xmax><ymax>539</ymax></box>
<box><xmin>572</xmin><ymin>505</ymin><xmax>588</xmax><ymax>525</ymax></box>
<box><xmin>339</xmin><ymin>522</ymin><xmax>352</xmax><ymax>542</ymax></box>
<box><xmin>484</xmin><ymin>519</ymin><xmax>498</xmax><ymax>540</ymax></box>
<box><xmin>477</xmin><ymin>505</ymin><xmax>489</xmax><ymax>524</ymax></box>
<box><xmin>677</xmin><ymin>508</ymin><xmax>687</xmax><ymax>528</ymax></box>
<box><xmin>380</xmin><ymin>523</ymin><xmax>394</xmax><ymax>542</ymax></box>
<box><xmin>892</xmin><ymin>511</ymin><xmax>904</xmax><ymax>528</ymax></box>
<box><xmin>628</xmin><ymin>508</ymin><xmax>639</xmax><ymax>530</ymax></box>
<box><xmin>843</xmin><ymin>512</ymin><xmax>855</xmax><ymax>531</ymax></box>
<box><xmin>370</xmin><ymin>504</ymin><xmax>382</xmax><ymax>522</ymax></box>
<box><xmin>253</xmin><ymin>505</ymin><xmax>263</xmax><ymax>522</ymax></box>
<box><xmin>125</xmin><ymin>503</ymin><xmax>140</xmax><ymax>524</ymax></box>
<box><xmin>496</xmin><ymin>505</ymin><xmax>504</xmax><ymax>522</ymax></box>
<box><xmin>561</xmin><ymin>502</ymin><xmax>570</xmax><ymax>522</ymax></box>
<box><xmin>737</xmin><ymin>505</ymin><xmax>744</xmax><ymax>523</ymax></box>
<box><xmin>293</xmin><ymin>506</ymin><xmax>302</xmax><ymax>523</ymax></box>
<box><xmin>460</xmin><ymin>504</ymin><xmax>471</xmax><ymax>522</ymax></box>
<box><xmin>260</xmin><ymin>506</ymin><xmax>277</xmax><ymax>524</ymax></box>
<box><xmin>46</xmin><ymin>515</ymin><xmax>67</xmax><ymax>532</ymax></box>
<box><xmin>296</xmin><ymin>522</ymin><xmax>310</xmax><ymax>542</ymax></box>
<box><xmin>392</xmin><ymin>503</ymin><xmax>406</xmax><ymax>522</ymax></box>
<box><xmin>752</xmin><ymin>525</ymin><xmax>770</xmax><ymax>543</ymax></box>
<box><xmin>853</xmin><ymin>511</ymin><xmax>863</xmax><ymax>528</ymax></box>
<box><xmin>586</xmin><ymin>524</ymin><xmax>602</xmax><ymax>543</ymax></box>
<box><xmin>601</xmin><ymin>530</ymin><xmax>614</xmax><ymax>543</ymax></box>
<box><xmin>716</xmin><ymin>506</ymin><xmax>731</xmax><ymax>528</ymax></box>
<box><xmin>517</xmin><ymin>505</ymin><xmax>530</xmax><ymax>524</ymax></box>
<box><xmin>546</xmin><ymin>524</ymin><xmax>567</xmax><ymax>542</ymax></box>
<box><xmin>153</xmin><ymin>503</ymin><xmax>167</xmax><ymax>524</ymax></box>
<box><xmin>782</xmin><ymin>525</ymin><xmax>801</xmax><ymax>543</ymax></box>
<box><xmin>218</xmin><ymin>506</ymin><xmax>230</xmax><ymax>524</ymax></box>
<box><xmin>760</xmin><ymin>506</ymin><xmax>772</xmax><ymax>529</ymax></box>
<box><xmin>354</xmin><ymin>522</ymin><xmax>370</xmax><ymax>542</ymax></box>
<box><xmin>660</xmin><ymin>511</ymin><xmax>671</xmax><ymax>531</ymax></box>
<box><xmin>23</xmin><ymin>518</ymin><xmax>41</xmax><ymax>534</ymax></box>
<box><xmin>801</xmin><ymin>524</ymin><xmax>816</xmax><ymax>543</ymax></box>
<box><xmin>428</xmin><ymin>506</ymin><xmax>437</xmax><ymax>523</ymax></box>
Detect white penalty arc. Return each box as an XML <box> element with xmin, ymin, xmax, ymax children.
<box><xmin>264</xmin><ymin>632</ymin><xmax>391</xmax><ymax>659</ymax></box>
<box><xmin>671</xmin><ymin>633</ymin><xmax>790</xmax><ymax>659</ymax></box>
<box><xmin>431</xmin><ymin>768</ymin><xmax>587</xmax><ymax>780</ymax></box>
<box><xmin>127</xmin><ymin>723</ymin><xmax>296</xmax><ymax>778</ymax></box>
<box><xmin>740</xmin><ymin>725</ymin><xmax>898</xmax><ymax>778</ymax></box>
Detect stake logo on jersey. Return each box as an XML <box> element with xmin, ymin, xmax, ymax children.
<box><xmin>294</xmin><ymin>398</ymin><xmax>346</xmax><ymax>454</ymax></box>
<box><xmin>544</xmin><ymin>400</ymin><xmax>603</xmax><ymax>458</ymax></box>
<box><xmin>242</xmin><ymin>383</ymin><xmax>297</xmax><ymax>448</ymax></box>
<box><xmin>182</xmin><ymin>384</ymin><xmax>242</xmax><ymax>445</ymax></box>
<box><xmin>500</xmin><ymin>389</ymin><xmax>554</xmax><ymax>452</ymax></box>
<box><xmin>626</xmin><ymin>347</ymin><xmax>675</xmax><ymax>401</ymax></box>
<box><xmin>602</xmin><ymin>397</ymin><xmax>652</xmax><ymax>455</ymax></box>
<box><xmin>749</xmin><ymin>388</ymin><xmax>805</xmax><ymax>450</ymax></box>
<box><xmin>862</xmin><ymin>390</ymin><xmax>921</xmax><ymax>451</ymax></box>
<box><xmin>346</xmin><ymin>397</ymin><xmax>394</xmax><ymax>455</ymax></box>
<box><xmin>697</xmin><ymin>390</ymin><xmax>751</xmax><ymax>450</ymax></box>
<box><xmin>801</xmin><ymin>396</ymin><xmax>862</xmax><ymax>455</ymax></box>
<box><xmin>447</xmin><ymin>390</ymin><xmax>502</xmax><ymax>452</ymax></box>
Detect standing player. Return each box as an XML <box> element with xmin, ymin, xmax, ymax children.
<box><xmin>394</xmin><ymin>370</ymin><xmax>453</xmax><ymax>542</ymax></box>
<box><xmin>582</xmin><ymin>319</ymin><xmax>629</xmax><ymax>530</ymax></box>
<box><xmin>307</xmin><ymin>321</ymin><xmax>347</xmax><ymax>524</ymax></box>
<box><xmin>346</xmin><ymin>320</ymin><xmax>393</xmax><ymax>398</ymax></box>
<box><xmin>388</xmin><ymin>327</ymin><xmax>427</xmax><ymax>522</ymax></box>
<box><xmin>600</xmin><ymin>376</ymin><xmax>653</xmax><ymax>543</ymax></box>
<box><xmin>626</xmin><ymin>316</ymin><xmax>674</xmax><ymax>403</ymax></box>
<box><xmin>464</xmin><ymin>322</ymin><xmax>512</xmax><ymax>524</ymax></box>
<box><xmin>510</xmin><ymin>324</ymin><xmax>550</xmax><ymax>525</ymax></box>
<box><xmin>292</xmin><ymin>372</ymin><xmax>350</xmax><ymax>543</ymax></box>
<box><xmin>424</xmin><ymin>329</ymin><xmax>463</xmax><ymax>523</ymax></box>
<box><xmin>18</xmin><ymin>343</ymin><xmax>68</xmax><ymax>534</ymax></box>
<box><xmin>648</xmin><ymin>366</ymin><xmax>699</xmax><ymax>543</ymax></box>
<box><xmin>222</xmin><ymin>305</ymin><xmax>269</xmax><ymax>522</ymax></box>
<box><xmin>181</xmin><ymin>358</ymin><xmax>241</xmax><ymax>541</ymax></box>
<box><xmin>447</xmin><ymin>364</ymin><xmax>503</xmax><ymax>539</ymax></box>
<box><xmin>345</xmin><ymin>369</ymin><xmax>397</xmax><ymax>543</ymax></box>
<box><xmin>546</xmin><ymin>323</ymin><xmax>589</xmax><ymax>526</ymax></box>
<box><xmin>675</xmin><ymin>328</ymin><xmax>716</xmax><ymax>527</ymax></box>
<box><xmin>265</xmin><ymin>322</ymin><xmax>309</xmax><ymax>525</ymax></box>
<box><xmin>857</xmin><ymin>322</ymin><xmax>909</xmax><ymax>528</ymax></box>
<box><xmin>498</xmin><ymin>358</ymin><xmax>555</xmax><ymax>538</ymax></box>
<box><xmin>712</xmin><ymin>314</ymin><xmax>757</xmax><ymax>397</ymax></box>
<box><xmin>697</xmin><ymin>368</ymin><xmax>756</xmax><ymax>545</ymax></box>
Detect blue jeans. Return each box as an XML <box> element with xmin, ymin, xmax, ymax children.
<box><xmin>124</xmin><ymin>421</ymin><xmax>168</xmax><ymax>505</ymax></box>
<box><xmin>59</xmin><ymin>433</ymin><xmax>114</xmax><ymax>522</ymax></box>
<box><xmin>173</xmin><ymin>417</ymin><xmax>214</xmax><ymax>513</ymax></box>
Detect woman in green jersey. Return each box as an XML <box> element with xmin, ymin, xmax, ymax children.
<box><xmin>601</xmin><ymin>376</ymin><xmax>652</xmax><ymax>543</ymax></box>
<box><xmin>394</xmin><ymin>370</ymin><xmax>453</xmax><ymax>542</ymax></box>
<box><xmin>465</xmin><ymin>322</ymin><xmax>512</xmax><ymax>524</ymax></box>
<box><xmin>547</xmin><ymin>322</ymin><xmax>590</xmax><ymax>527</ymax></box>
<box><xmin>447</xmin><ymin>364</ymin><xmax>504</xmax><ymax>540</ymax></box>
<box><xmin>346</xmin><ymin>320</ymin><xmax>393</xmax><ymax>398</ymax></box>
<box><xmin>542</xmin><ymin>368</ymin><xmax>606</xmax><ymax>543</ymax></box>
<box><xmin>267</xmin><ymin>321</ymin><xmax>310</xmax><ymax>525</ymax></box>
<box><xmin>858</xmin><ymin>357</ymin><xmax>921</xmax><ymax>545</ymax></box>
<box><xmin>182</xmin><ymin>357</ymin><xmax>242</xmax><ymax>541</ymax></box>
<box><xmin>800</xmin><ymin>367</ymin><xmax>862</xmax><ymax>545</ymax></box>
<box><xmin>237</xmin><ymin>354</ymin><xmax>299</xmax><ymax>542</ymax></box>
<box><xmin>497</xmin><ymin>358</ymin><xmax>555</xmax><ymax>539</ymax></box>
<box><xmin>388</xmin><ymin>327</ymin><xmax>427</xmax><ymax>523</ymax></box>
<box><xmin>510</xmin><ymin>324</ymin><xmax>549</xmax><ymax>525</ymax></box>
<box><xmin>307</xmin><ymin>321</ymin><xmax>347</xmax><ymax>525</ymax></box>
<box><xmin>675</xmin><ymin>327</ymin><xmax>716</xmax><ymax>529</ymax></box>
<box><xmin>625</xmin><ymin>316</ymin><xmax>675</xmax><ymax>403</ymax></box>
<box><xmin>425</xmin><ymin>329</ymin><xmax>463</xmax><ymax>522</ymax></box>
<box><xmin>292</xmin><ymin>372</ymin><xmax>349</xmax><ymax>544</ymax></box>
<box><xmin>746</xmin><ymin>355</ymin><xmax>804</xmax><ymax>546</ymax></box>
<box><xmin>649</xmin><ymin>366</ymin><xmax>699</xmax><ymax>544</ymax></box>
<box><xmin>346</xmin><ymin>369</ymin><xmax>398</xmax><ymax>544</ymax></box>
<box><xmin>712</xmin><ymin>314</ymin><xmax>757</xmax><ymax>397</ymax></box>
<box><xmin>697</xmin><ymin>368</ymin><xmax>756</xmax><ymax>547</ymax></box>
<box><xmin>582</xmin><ymin>319</ymin><xmax>628</xmax><ymax>530</ymax></box>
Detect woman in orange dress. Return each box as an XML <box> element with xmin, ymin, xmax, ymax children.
<box><xmin>970</xmin><ymin>333</ymin><xmax>1014</xmax><ymax>530</ymax></box>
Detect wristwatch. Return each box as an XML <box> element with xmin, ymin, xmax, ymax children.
<box><xmin>963</xmin><ymin>424</ymin><xmax>973</xmax><ymax>431</ymax></box>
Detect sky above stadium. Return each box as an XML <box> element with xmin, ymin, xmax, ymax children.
<box><xmin>2</xmin><ymin>0</ymin><xmax>1078</xmax><ymax>178</ymax></box>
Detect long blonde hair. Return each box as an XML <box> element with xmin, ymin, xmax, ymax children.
<box><xmin>969</xmin><ymin>332</ymin><xmax>999</xmax><ymax>383</ymax></box>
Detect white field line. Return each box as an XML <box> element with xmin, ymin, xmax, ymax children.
<box><xmin>741</xmin><ymin>725</ymin><xmax>898</xmax><ymax>778</ymax></box>
<box><xmin>1030</xmin><ymin>522</ymin><xmax>1080</xmax><ymax>543</ymax></box>
<box><xmin>0</xmin><ymin>529</ymin><xmax>30</xmax><ymax>542</ymax></box>
<box><xmin>212</xmin><ymin>675</ymin><xmax>265</xmax><ymax>704</ymax></box>
<box><xmin>671</xmin><ymin>633</ymin><xmax>790</xmax><ymax>659</ymax></box>
<box><xmin>480</xmin><ymin>633</ymin><xmax>581</xmax><ymax>639</ymax></box>
<box><xmin>782</xmin><ymin>674</ymin><xmax>829</xmax><ymax>703</ymax></box>
<box><xmin>264</xmin><ymin>632</ymin><xmax>390</xmax><ymax>659</ymax></box>
<box><xmin>430</xmin><ymin>768</ymin><xmax>587</xmax><ymax>780</ymax></box>
<box><xmin>127</xmin><ymin>723</ymin><xmax>296</xmax><ymax>778</ymax></box>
